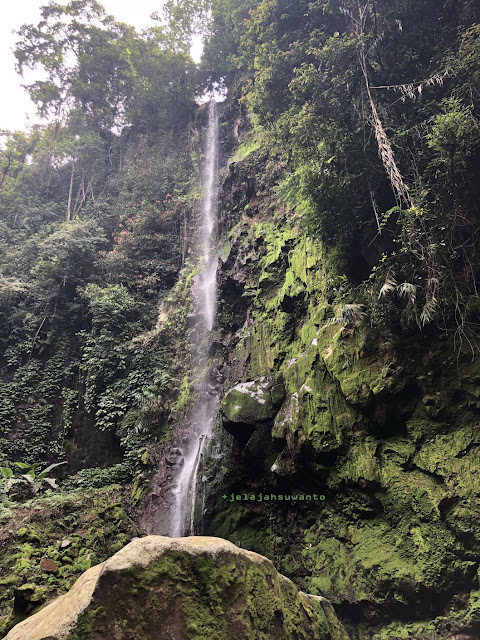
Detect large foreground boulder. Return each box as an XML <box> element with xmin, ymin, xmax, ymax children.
<box><xmin>5</xmin><ymin>536</ymin><xmax>349</xmax><ymax>640</ymax></box>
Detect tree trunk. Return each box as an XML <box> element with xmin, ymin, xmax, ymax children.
<box><xmin>66</xmin><ymin>162</ymin><xmax>75</xmax><ymax>222</ymax></box>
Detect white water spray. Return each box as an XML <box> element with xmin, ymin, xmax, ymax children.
<box><xmin>169</xmin><ymin>99</ymin><xmax>219</xmax><ymax>537</ymax></box>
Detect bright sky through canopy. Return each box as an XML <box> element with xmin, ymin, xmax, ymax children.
<box><xmin>0</xmin><ymin>0</ymin><xmax>203</xmax><ymax>132</ymax></box>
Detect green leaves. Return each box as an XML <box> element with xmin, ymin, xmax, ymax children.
<box><xmin>328</xmin><ymin>303</ymin><xmax>366</xmax><ymax>327</ymax></box>
<box><xmin>226</xmin><ymin>0</ymin><xmax>480</xmax><ymax>334</ymax></box>
<box><xmin>428</xmin><ymin>98</ymin><xmax>473</xmax><ymax>151</ymax></box>
<box><xmin>377</xmin><ymin>273</ymin><xmax>441</xmax><ymax>329</ymax></box>
<box><xmin>378</xmin><ymin>276</ymin><xmax>397</xmax><ymax>300</ymax></box>
<box><xmin>0</xmin><ymin>2</ymin><xmax>198</xmax><ymax>490</ymax></box>
<box><xmin>153</xmin><ymin>0</ymin><xmax>212</xmax><ymax>54</ymax></box>
<box><xmin>80</xmin><ymin>283</ymin><xmax>138</xmax><ymax>330</ymax></box>
<box><xmin>0</xmin><ymin>461</ymin><xmax>66</xmax><ymax>499</ymax></box>
<box><xmin>14</xmin><ymin>462</ymin><xmax>33</xmax><ymax>471</ymax></box>
<box><xmin>427</xmin><ymin>97</ymin><xmax>475</xmax><ymax>180</ymax></box>
<box><xmin>37</xmin><ymin>461</ymin><xmax>67</xmax><ymax>480</ymax></box>
<box><xmin>13</xmin><ymin>460</ymin><xmax>67</xmax><ymax>481</ymax></box>
<box><xmin>14</xmin><ymin>0</ymin><xmax>198</xmax><ymax>134</ymax></box>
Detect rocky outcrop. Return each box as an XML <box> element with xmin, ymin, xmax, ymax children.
<box><xmin>220</xmin><ymin>376</ymin><xmax>285</xmax><ymax>445</ymax></box>
<box><xmin>5</xmin><ymin>535</ymin><xmax>349</xmax><ymax>640</ymax></box>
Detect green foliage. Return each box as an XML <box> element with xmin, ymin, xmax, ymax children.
<box><xmin>0</xmin><ymin>0</ymin><xmax>202</xmax><ymax>499</ymax></box>
<box><xmin>62</xmin><ymin>463</ymin><xmax>131</xmax><ymax>490</ymax></box>
<box><xmin>427</xmin><ymin>97</ymin><xmax>475</xmax><ymax>179</ymax></box>
<box><xmin>328</xmin><ymin>303</ymin><xmax>366</xmax><ymax>328</ymax></box>
<box><xmin>0</xmin><ymin>486</ymin><xmax>137</xmax><ymax>636</ymax></box>
<box><xmin>80</xmin><ymin>283</ymin><xmax>138</xmax><ymax>330</ymax></box>
<box><xmin>151</xmin><ymin>0</ymin><xmax>211</xmax><ymax>55</ymax></box>
<box><xmin>226</xmin><ymin>0</ymin><xmax>480</xmax><ymax>334</ymax></box>
<box><xmin>0</xmin><ymin>461</ymin><xmax>66</xmax><ymax>499</ymax></box>
<box><xmin>14</xmin><ymin>1</ymin><xmax>198</xmax><ymax>134</ymax></box>
<box><xmin>74</xmin><ymin>283</ymin><xmax>179</xmax><ymax>474</ymax></box>
<box><xmin>201</xmin><ymin>0</ymin><xmax>261</xmax><ymax>88</ymax></box>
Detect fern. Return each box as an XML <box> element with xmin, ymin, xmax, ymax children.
<box><xmin>397</xmin><ymin>282</ymin><xmax>417</xmax><ymax>303</ymax></box>
<box><xmin>378</xmin><ymin>275</ymin><xmax>397</xmax><ymax>299</ymax></box>
<box><xmin>420</xmin><ymin>297</ymin><xmax>438</xmax><ymax>327</ymax></box>
<box><xmin>329</xmin><ymin>303</ymin><xmax>366</xmax><ymax>327</ymax></box>
<box><xmin>377</xmin><ymin>275</ymin><xmax>441</xmax><ymax>327</ymax></box>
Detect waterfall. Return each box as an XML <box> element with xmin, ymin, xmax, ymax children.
<box><xmin>169</xmin><ymin>99</ymin><xmax>220</xmax><ymax>537</ymax></box>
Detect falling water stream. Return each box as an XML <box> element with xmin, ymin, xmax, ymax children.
<box><xmin>169</xmin><ymin>99</ymin><xmax>220</xmax><ymax>537</ymax></box>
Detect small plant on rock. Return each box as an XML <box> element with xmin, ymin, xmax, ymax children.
<box><xmin>0</xmin><ymin>462</ymin><xmax>66</xmax><ymax>499</ymax></box>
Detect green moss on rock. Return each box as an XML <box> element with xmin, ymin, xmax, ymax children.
<box><xmin>211</xmin><ymin>161</ymin><xmax>480</xmax><ymax>640</ymax></box>
<box><xmin>5</xmin><ymin>536</ymin><xmax>349</xmax><ymax>640</ymax></box>
<box><xmin>0</xmin><ymin>487</ymin><xmax>138</xmax><ymax>637</ymax></box>
<box><xmin>220</xmin><ymin>376</ymin><xmax>285</xmax><ymax>426</ymax></box>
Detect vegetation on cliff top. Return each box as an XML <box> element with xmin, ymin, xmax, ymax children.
<box><xmin>206</xmin><ymin>0</ymin><xmax>480</xmax><ymax>337</ymax></box>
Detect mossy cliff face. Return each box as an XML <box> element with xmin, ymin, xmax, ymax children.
<box><xmin>205</xmin><ymin>113</ymin><xmax>480</xmax><ymax>640</ymax></box>
<box><xmin>4</xmin><ymin>536</ymin><xmax>349</xmax><ymax>640</ymax></box>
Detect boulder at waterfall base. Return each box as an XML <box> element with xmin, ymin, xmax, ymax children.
<box><xmin>4</xmin><ymin>535</ymin><xmax>349</xmax><ymax>640</ymax></box>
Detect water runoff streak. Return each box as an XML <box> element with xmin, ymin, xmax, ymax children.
<box><xmin>169</xmin><ymin>99</ymin><xmax>219</xmax><ymax>537</ymax></box>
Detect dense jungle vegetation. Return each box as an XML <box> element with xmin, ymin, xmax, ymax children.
<box><xmin>1</xmin><ymin>0</ymin><xmax>480</xmax><ymax>638</ymax></box>
<box><xmin>217</xmin><ymin>0</ymin><xmax>480</xmax><ymax>334</ymax></box>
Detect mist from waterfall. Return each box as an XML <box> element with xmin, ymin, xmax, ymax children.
<box><xmin>169</xmin><ymin>99</ymin><xmax>219</xmax><ymax>537</ymax></box>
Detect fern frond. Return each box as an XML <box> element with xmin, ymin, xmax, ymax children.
<box><xmin>397</xmin><ymin>282</ymin><xmax>417</xmax><ymax>303</ymax></box>
<box><xmin>420</xmin><ymin>297</ymin><xmax>438</xmax><ymax>326</ymax></box>
<box><xmin>327</xmin><ymin>303</ymin><xmax>366</xmax><ymax>327</ymax></box>
<box><xmin>378</xmin><ymin>275</ymin><xmax>397</xmax><ymax>299</ymax></box>
<box><xmin>339</xmin><ymin>303</ymin><xmax>366</xmax><ymax>326</ymax></box>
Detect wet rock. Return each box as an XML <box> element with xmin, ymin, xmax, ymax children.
<box><xmin>220</xmin><ymin>376</ymin><xmax>285</xmax><ymax>446</ymax></box>
<box><xmin>165</xmin><ymin>448</ymin><xmax>183</xmax><ymax>467</ymax></box>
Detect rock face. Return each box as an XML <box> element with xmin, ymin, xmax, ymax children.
<box><xmin>207</xmin><ymin>140</ymin><xmax>480</xmax><ymax>640</ymax></box>
<box><xmin>5</xmin><ymin>535</ymin><xmax>349</xmax><ymax>640</ymax></box>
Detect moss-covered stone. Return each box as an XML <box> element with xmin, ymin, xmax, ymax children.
<box><xmin>206</xmin><ymin>132</ymin><xmax>480</xmax><ymax>640</ymax></box>
<box><xmin>220</xmin><ymin>376</ymin><xmax>285</xmax><ymax>427</ymax></box>
<box><xmin>0</xmin><ymin>486</ymin><xmax>138</xmax><ymax>637</ymax></box>
<box><xmin>5</xmin><ymin>536</ymin><xmax>349</xmax><ymax>640</ymax></box>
